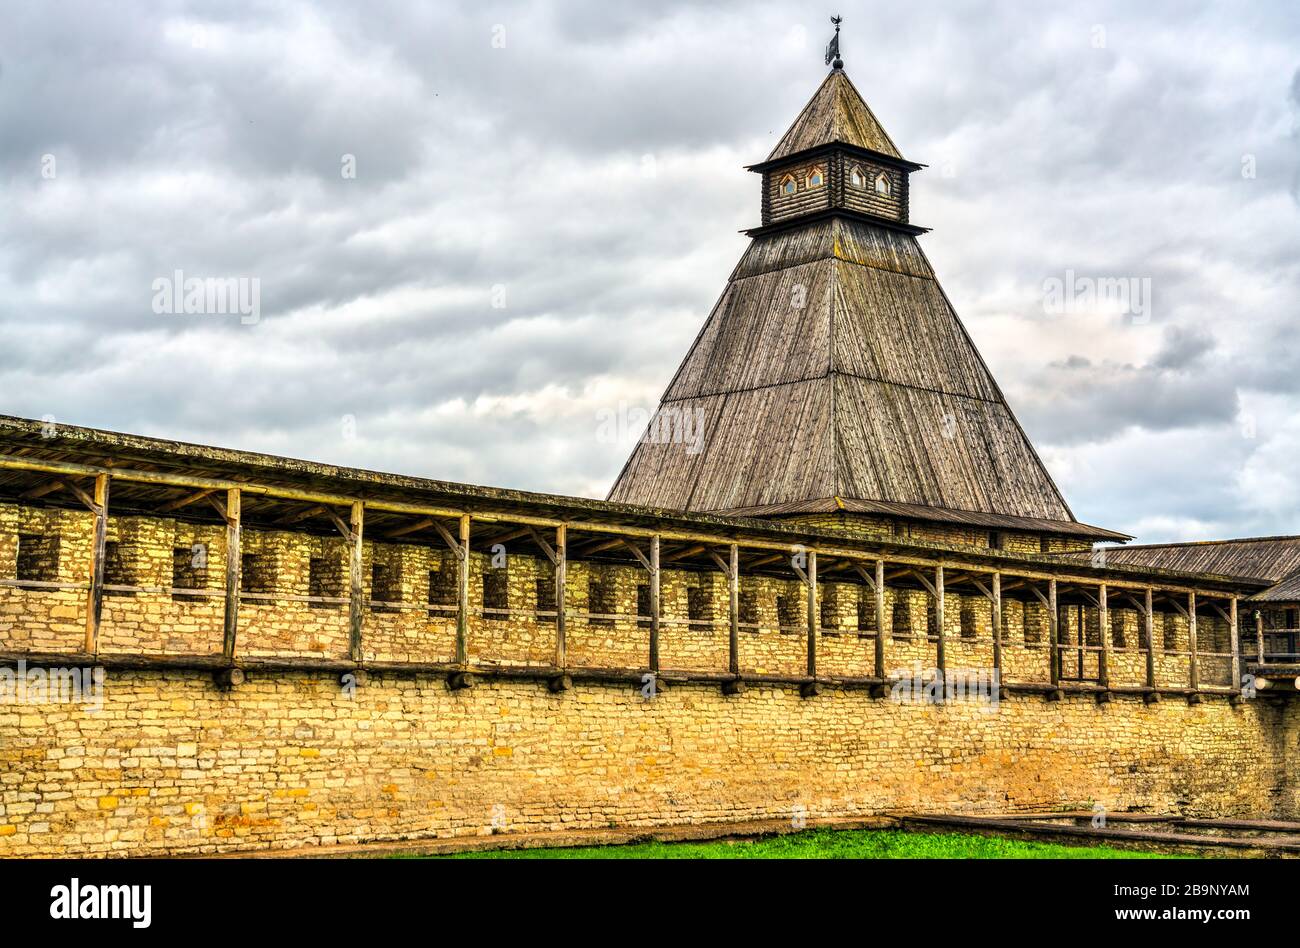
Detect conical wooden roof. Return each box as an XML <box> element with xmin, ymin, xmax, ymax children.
<box><xmin>766</xmin><ymin>68</ymin><xmax>901</xmax><ymax>162</ymax></box>
<box><xmin>607</xmin><ymin>217</ymin><xmax>1122</xmax><ymax>539</ymax></box>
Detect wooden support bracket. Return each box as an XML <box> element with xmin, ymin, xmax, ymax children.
<box><xmin>447</xmin><ymin>671</ymin><xmax>475</xmax><ymax>691</ymax></box>
<box><xmin>213</xmin><ymin>667</ymin><xmax>245</xmax><ymax>691</ymax></box>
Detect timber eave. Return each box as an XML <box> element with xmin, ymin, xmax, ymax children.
<box><xmin>742</xmin><ymin>208</ymin><xmax>930</xmax><ymax>240</ymax></box>
<box><xmin>715</xmin><ymin>496</ymin><xmax>1131</xmax><ymax>543</ymax></box>
<box><xmin>746</xmin><ymin>141</ymin><xmax>926</xmax><ymax>175</ymax></box>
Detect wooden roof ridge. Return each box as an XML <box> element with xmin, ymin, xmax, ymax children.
<box><xmin>765</xmin><ymin>68</ymin><xmax>903</xmax><ymax>164</ymax></box>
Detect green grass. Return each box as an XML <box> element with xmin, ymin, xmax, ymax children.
<box><xmin>433</xmin><ymin>828</ymin><xmax>1174</xmax><ymax>859</ymax></box>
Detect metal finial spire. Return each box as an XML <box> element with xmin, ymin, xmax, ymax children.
<box><xmin>825</xmin><ymin>15</ymin><xmax>843</xmax><ymax>70</ymax></box>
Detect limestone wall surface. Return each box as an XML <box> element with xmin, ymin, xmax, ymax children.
<box><xmin>0</xmin><ymin>500</ymin><xmax>1278</xmax><ymax>857</ymax></box>
<box><xmin>0</xmin><ymin>673</ymin><xmax>1283</xmax><ymax>857</ymax></box>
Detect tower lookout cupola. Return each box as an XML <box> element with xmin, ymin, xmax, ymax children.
<box><xmin>745</xmin><ymin>67</ymin><xmax>927</xmax><ymax>236</ymax></box>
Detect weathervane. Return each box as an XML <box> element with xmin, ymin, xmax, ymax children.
<box><xmin>824</xmin><ymin>15</ymin><xmax>843</xmax><ymax>69</ymax></box>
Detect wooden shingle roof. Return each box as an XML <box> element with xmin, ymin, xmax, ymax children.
<box><xmin>606</xmin><ymin>217</ymin><xmax>1125</xmax><ymax>541</ymax></box>
<box><xmin>765</xmin><ymin>68</ymin><xmax>902</xmax><ymax>163</ymax></box>
<box><xmin>1063</xmin><ymin>537</ymin><xmax>1300</xmax><ymax>599</ymax></box>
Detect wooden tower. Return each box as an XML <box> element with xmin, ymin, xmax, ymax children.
<box><xmin>608</xmin><ymin>61</ymin><xmax>1126</xmax><ymax>553</ymax></box>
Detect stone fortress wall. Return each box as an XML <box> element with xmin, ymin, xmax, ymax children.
<box><xmin>0</xmin><ymin>501</ymin><xmax>1276</xmax><ymax>857</ymax></box>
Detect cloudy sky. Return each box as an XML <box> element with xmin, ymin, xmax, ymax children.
<box><xmin>1</xmin><ymin>1</ymin><xmax>1297</xmax><ymax>544</ymax></box>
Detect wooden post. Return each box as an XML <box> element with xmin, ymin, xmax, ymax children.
<box><xmin>991</xmin><ymin>571</ymin><xmax>1002</xmax><ymax>685</ymax></box>
<box><xmin>874</xmin><ymin>559</ymin><xmax>886</xmax><ymax>681</ymax></box>
<box><xmin>1145</xmin><ymin>588</ymin><xmax>1157</xmax><ymax>691</ymax></box>
<box><xmin>348</xmin><ymin>501</ymin><xmax>365</xmax><ymax>663</ymax></box>
<box><xmin>649</xmin><ymin>535</ymin><xmax>660</xmax><ymax>673</ymax></box>
<box><xmin>934</xmin><ymin>565</ymin><xmax>945</xmax><ymax>677</ymax></box>
<box><xmin>455</xmin><ymin>513</ymin><xmax>469</xmax><ymax>666</ymax></box>
<box><xmin>222</xmin><ymin>488</ymin><xmax>241</xmax><ymax>661</ymax></box>
<box><xmin>554</xmin><ymin>524</ymin><xmax>566</xmax><ymax>669</ymax></box>
<box><xmin>83</xmin><ymin>473</ymin><xmax>110</xmax><ymax>654</ymax></box>
<box><xmin>1048</xmin><ymin>578</ymin><xmax>1059</xmax><ymax>687</ymax></box>
<box><xmin>806</xmin><ymin>550</ymin><xmax>818</xmax><ymax>679</ymax></box>
<box><xmin>1256</xmin><ymin>610</ymin><xmax>1265</xmax><ymax>667</ymax></box>
<box><xmin>727</xmin><ymin>543</ymin><xmax>739</xmax><ymax>676</ymax></box>
<box><xmin>1098</xmin><ymin>583</ymin><xmax>1110</xmax><ymax>689</ymax></box>
<box><xmin>1229</xmin><ymin>596</ymin><xmax>1240</xmax><ymax>693</ymax></box>
<box><xmin>1188</xmin><ymin>591</ymin><xmax>1199</xmax><ymax>693</ymax></box>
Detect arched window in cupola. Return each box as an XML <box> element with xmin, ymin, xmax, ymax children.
<box><xmin>874</xmin><ymin>172</ymin><xmax>892</xmax><ymax>197</ymax></box>
<box><xmin>806</xmin><ymin>166</ymin><xmax>826</xmax><ymax>189</ymax></box>
<box><xmin>849</xmin><ymin>165</ymin><xmax>865</xmax><ymax>188</ymax></box>
<box><xmin>779</xmin><ymin>174</ymin><xmax>797</xmax><ymax>195</ymax></box>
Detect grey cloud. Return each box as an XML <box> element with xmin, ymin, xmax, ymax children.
<box><xmin>1152</xmin><ymin>325</ymin><xmax>1215</xmax><ymax>370</ymax></box>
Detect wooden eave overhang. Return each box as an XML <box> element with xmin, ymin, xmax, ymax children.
<box><xmin>745</xmin><ymin>141</ymin><xmax>926</xmax><ymax>175</ymax></box>
<box><xmin>742</xmin><ymin>207</ymin><xmax>930</xmax><ymax>239</ymax></box>
<box><xmin>717</xmin><ymin>496</ymin><xmax>1130</xmax><ymax>543</ymax></box>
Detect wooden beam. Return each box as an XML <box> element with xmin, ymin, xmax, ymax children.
<box><xmin>1256</xmin><ymin>609</ymin><xmax>1265</xmax><ymax>667</ymax></box>
<box><xmin>21</xmin><ymin>479</ymin><xmax>66</xmax><ymax>501</ymax></box>
<box><xmin>158</xmin><ymin>488</ymin><xmax>217</xmax><ymax>514</ymax></box>
<box><xmin>348</xmin><ymin>502</ymin><xmax>365</xmax><ymax>663</ymax></box>
<box><xmin>622</xmin><ymin>539</ymin><xmax>652</xmax><ymax>572</ymax></box>
<box><xmin>276</xmin><ymin>504</ymin><xmax>326</xmax><ymax>526</ymax></box>
<box><xmin>527</xmin><ymin>527</ymin><xmax>558</xmax><ymax>565</ymax></box>
<box><xmin>383</xmin><ymin>517</ymin><xmax>434</xmax><ymax>539</ymax></box>
<box><xmin>455</xmin><ymin>513</ymin><xmax>469</xmax><ymax>666</ymax></box>
<box><xmin>1145</xmin><ymin>588</ymin><xmax>1157</xmax><ymax>689</ymax></box>
<box><xmin>1098</xmin><ymin>583</ymin><xmax>1110</xmax><ymax>689</ymax></box>
<box><xmin>934</xmin><ymin>565</ymin><xmax>945</xmax><ymax>678</ymax></box>
<box><xmin>911</xmin><ymin>568</ymin><xmax>937</xmax><ymax>598</ymax></box>
<box><xmin>83</xmin><ymin>474</ymin><xmax>110</xmax><ymax>654</ymax></box>
<box><xmin>664</xmin><ymin>543</ymin><xmax>707</xmax><ymax>563</ymax></box>
<box><xmin>1118</xmin><ymin>592</ymin><xmax>1143</xmax><ymax>613</ymax></box>
<box><xmin>324</xmin><ymin>508</ymin><xmax>351</xmax><ymax>540</ymax></box>
<box><xmin>63</xmin><ymin>479</ymin><xmax>98</xmax><ymax>512</ymax></box>
<box><xmin>992</xmin><ymin>572</ymin><xmax>1003</xmax><ymax>687</ymax></box>
<box><xmin>1048</xmin><ymin>578</ymin><xmax>1059</xmax><ymax>688</ymax></box>
<box><xmin>430</xmin><ymin>519</ymin><xmax>461</xmax><ymax>555</ymax></box>
<box><xmin>576</xmin><ymin>537</ymin><xmax>627</xmax><ymax>557</ymax></box>
<box><xmin>1072</xmin><ymin>588</ymin><xmax>1100</xmax><ymax>608</ymax></box>
<box><xmin>1229</xmin><ymin>596</ymin><xmax>1240</xmax><ymax>691</ymax></box>
<box><xmin>222</xmin><ymin>488</ymin><xmax>241</xmax><ymax>661</ymax></box>
<box><xmin>481</xmin><ymin>526</ymin><xmax>531</xmax><ymax>546</ymax></box>
<box><xmin>806</xmin><ymin>550</ymin><xmax>818</xmax><ymax>679</ymax></box>
<box><xmin>555</xmin><ymin>525</ymin><xmax>567</xmax><ymax>669</ymax></box>
<box><xmin>649</xmin><ymin>535</ymin><xmax>661</xmax><ymax>673</ymax></box>
<box><xmin>1188</xmin><ymin>591</ymin><xmax>1199</xmax><ymax>692</ymax></box>
<box><xmin>728</xmin><ymin>543</ymin><xmax>739</xmax><ymax>677</ymax></box>
<box><xmin>207</xmin><ymin>494</ymin><xmax>228</xmax><ymax>521</ymax></box>
<box><xmin>875</xmin><ymin>559</ymin><xmax>886</xmax><ymax>681</ymax></box>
